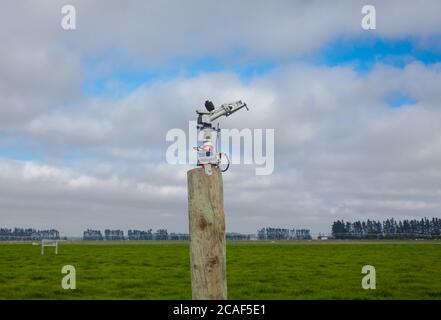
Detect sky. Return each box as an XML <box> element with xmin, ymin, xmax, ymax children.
<box><xmin>1</xmin><ymin>0</ymin><xmax>441</xmax><ymax>236</ymax></box>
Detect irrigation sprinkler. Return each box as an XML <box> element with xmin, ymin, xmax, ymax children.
<box><xmin>187</xmin><ymin>100</ymin><xmax>249</xmax><ymax>300</ymax></box>
<box><xmin>194</xmin><ymin>100</ymin><xmax>248</xmax><ymax>176</ymax></box>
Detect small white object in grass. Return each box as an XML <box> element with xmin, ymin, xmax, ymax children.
<box><xmin>41</xmin><ymin>239</ymin><xmax>58</xmax><ymax>255</ymax></box>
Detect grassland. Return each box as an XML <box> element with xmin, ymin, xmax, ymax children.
<box><xmin>0</xmin><ymin>240</ymin><xmax>440</xmax><ymax>299</ymax></box>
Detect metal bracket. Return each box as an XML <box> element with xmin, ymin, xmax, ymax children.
<box><xmin>203</xmin><ymin>164</ymin><xmax>213</xmax><ymax>175</ymax></box>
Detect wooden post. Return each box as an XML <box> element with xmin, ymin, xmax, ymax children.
<box><xmin>187</xmin><ymin>166</ymin><xmax>227</xmax><ymax>300</ymax></box>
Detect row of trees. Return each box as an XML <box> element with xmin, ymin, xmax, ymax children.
<box><xmin>257</xmin><ymin>228</ymin><xmax>312</xmax><ymax>240</ymax></box>
<box><xmin>83</xmin><ymin>229</ymin><xmax>190</xmax><ymax>241</ymax></box>
<box><xmin>226</xmin><ymin>232</ymin><xmax>253</xmax><ymax>240</ymax></box>
<box><xmin>332</xmin><ymin>218</ymin><xmax>441</xmax><ymax>239</ymax></box>
<box><xmin>86</xmin><ymin>229</ymin><xmax>260</xmax><ymax>241</ymax></box>
<box><xmin>104</xmin><ymin>229</ymin><xmax>124</xmax><ymax>240</ymax></box>
<box><xmin>0</xmin><ymin>228</ymin><xmax>60</xmax><ymax>241</ymax></box>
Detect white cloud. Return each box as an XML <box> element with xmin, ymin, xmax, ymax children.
<box><xmin>0</xmin><ymin>2</ymin><xmax>441</xmax><ymax>235</ymax></box>
<box><xmin>2</xmin><ymin>62</ymin><xmax>440</xmax><ymax>234</ymax></box>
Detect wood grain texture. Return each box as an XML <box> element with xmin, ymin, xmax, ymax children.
<box><xmin>187</xmin><ymin>167</ymin><xmax>227</xmax><ymax>300</ymax></box>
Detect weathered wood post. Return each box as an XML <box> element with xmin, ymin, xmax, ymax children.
<box><xmin>187</xmin><ymin>166</ymin><xmax>227</xmax><ymax>300</ymax></box>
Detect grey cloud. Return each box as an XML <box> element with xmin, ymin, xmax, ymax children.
<box><xmin>6</xmin><ymin>62</ymin><xmax>441</xmax><ymax>235</ymax></box>
<box><xmin>3</xmin><ymin>1</ymin><xmax>441</xmax><ymax>67</ymax></box>
<box><xmin>0</xmin><ymin>46</ymin><xmax>82</xmax><ymax>127</ymax></box>
<box><xmin>1</xmin><ymin>1</ymin><xmax>441</xmax><ymax>235</ymax></box>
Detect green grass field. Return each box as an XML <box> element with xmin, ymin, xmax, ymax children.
<box><xmin>0</xmin><ymin>240</ymin><xmax>440</xmax><ymax>299</ymax></box>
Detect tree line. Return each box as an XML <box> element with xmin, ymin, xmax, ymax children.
<box><xmin>332</xmin><ymin>218</ymin><xmax>441</xmax><ymax>239</ymax></box>
<box><xmin>83</xmin><ymin>229</ymin><xmax>189</xmax><ymax>241</ymax></box>
<box><xmin>0</xmin><ymin>228</ymin><xmax>60</xmax><ymax>240</ymax></box>
<box><xmin>257</xmin><ymin>228</ymin><xmax>312</xmax><ymax>240</ymax></box>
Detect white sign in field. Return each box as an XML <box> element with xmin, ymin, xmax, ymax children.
<box><xmin>41</xmin><ymin>239</ymin><xmax>58</xmax><ymax>255</ymax></box>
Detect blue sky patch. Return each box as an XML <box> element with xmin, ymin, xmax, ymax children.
<box><xmin>312</xmin><ymin>36</ymin><xmax>441</xmax><ymax>73</ymax></box>
<box><xmin>384</xmin><ymin>92</ymin><xmax>417</xmax><ymax>108</ymax></box>
<box><xmin>80</xmin><ymin>36</ymin><xmax>441</xmax><ymax>97</ymax></box>
<box><xmin>81</xmin><ymin>55</ymin><xmax>276</xmax><ymax>96</ymax></box>
<box><xmin>0</xmin><ymin>135</ymin><xmax>42</xmax><ymax>161</ymax></box>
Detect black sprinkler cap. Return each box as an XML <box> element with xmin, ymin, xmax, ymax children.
<box><xmin>205</xmin><ymin>100</ymin><xmax>215</xmax><ymax>112</ymax></box>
